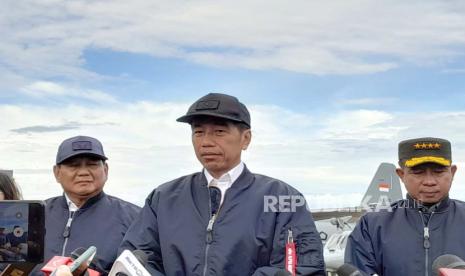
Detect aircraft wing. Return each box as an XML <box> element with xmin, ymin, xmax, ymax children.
<box><xmin>312</xmin><ymin>207</ymin><xmax>365</xmax><ymax>221</ymax></box>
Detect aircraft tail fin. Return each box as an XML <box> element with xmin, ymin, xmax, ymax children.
<box><xmin>360</xmin><ymin>162</ymin><xmax>403</xmax><ymax>207</ymax></box>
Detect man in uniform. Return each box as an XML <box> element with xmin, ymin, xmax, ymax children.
<box><xmin>345</xmin><ymin>137</ymin><xmax>465</xmax><ymax>276</ymax></box>
<box><xmin>35</xmin><ymin>135</ymin><xmax>141</xmax><ymax>274</ymax></box>
<box><xmin>120</xmin><ymin>93</ymin><xmax>325</xmax><ymax>275</ymax></box>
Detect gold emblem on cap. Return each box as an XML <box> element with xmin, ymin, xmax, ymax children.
<box><xmin>413</xmin><ymin>142</ymin><xmax>441</xmax><ymax>150</ymax></box>
<box><xmin>405</xmin><ymin>156</ymin><xmax>450</xmax><ymax>167</ymax></box>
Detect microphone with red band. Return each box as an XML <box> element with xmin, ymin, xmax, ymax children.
<box><xmin>433</xmin><ymin>254</ymin><xmax>465</xmax><ymax>276</ymax></box>
<box><xmin>69</xmin><ymin>248</ymin><xmax>101</xmax><ymax>276</ymax></box>
<box><xmin>41</xmin><ymin>246</ymin><xmax>99</xmax><ymax>276</ymax></box>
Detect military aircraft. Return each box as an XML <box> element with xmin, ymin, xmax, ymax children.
<box><xmin>312</xmin><ymin>162</ymin><xmax>403</xmax><ymax>274</ymax></box>
<box><xmin>0</xmin><ymin>170</ymin><xmax>13</xmax><ymax>177</ymax></box>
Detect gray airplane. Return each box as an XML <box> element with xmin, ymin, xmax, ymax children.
<box><xmin>312</xmin><ymin>163</ymin><xmax>403</xmax><ymax>274</ymax></box>
<box><xmin>0</xmin><ymin>170</ymin><xmax>13</xmax><ymax>177</ymax></box>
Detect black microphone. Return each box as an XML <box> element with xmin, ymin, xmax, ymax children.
<box><xmin>336</xmin><ymin>263</ymin><xmax>366</xmax><ymax>276</ymax></box>
<box><xmin>70</xmin><ymin>247</ymin><xmax>101</xmax><ymax>276</ymax></box>
<box><xmin>274</xmin><ymin>270</ymin><xmax>291</xmax><ymax>276</ymax></box>
<box><xmin>70</xmin><ymin>247</ymin><xmax>87</xmax><ymax>259</ymax></box>
<box><xmin>432</xmin><ymin>254</ymin><xmax>465</xmax><ymax>276</ymax></box>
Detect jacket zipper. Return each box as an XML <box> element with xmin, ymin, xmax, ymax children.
<box><xmin>419</xmin><ymin>210</ymin><xmax>434</xmax><ymax>276</ymax></box>
<box><xmin>202</xmin><ymin>187</ymin><xmax>227</xmax><ymax>276</ymax></box>
<box><xmin>61</xmin><ymin>210</ymin><xmax>75</xmax><ymax>256</ymax></box>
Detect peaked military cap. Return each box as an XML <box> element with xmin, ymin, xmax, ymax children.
<box><xmin>398</xmin><ymin>137</ymin><xmax>451</xmax><ymax>167</ymax></box>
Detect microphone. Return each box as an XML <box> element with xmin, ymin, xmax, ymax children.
<box><xmin>336</xmin><ymin>263</ymin><xmax>366</xmax><ymax>276</ymax></box>
<box><xmin>41</xmin><ymin>256</ymin><xmax>73</xmax><ymax>275</ymax></box>
<box><xmin>132</xmin><ymin>250</ymin><xmax>148</xmax><ymax>268</ymax></box>
<box><xmin>433</xmin><ymin>254</ymin><xmax>465</xmax><ymax>276</ymax></box>
<box><xmin>41</xmin><ymin>246</ymin><xmax>98</xmax><ymax>276</ymax></box>
<box><xmin>69</xmin><ymin>248</ymin><xmax>101</xmax><ymax>276</ymax></box>
<box><xmin>108</xmin><ymin>250</ymin><xmax>151</xmax><ymax>276</ymax></box>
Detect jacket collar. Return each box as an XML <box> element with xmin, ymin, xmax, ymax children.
<box><xmin>60</xmin><ymin>191</ymin><xmax>106</xmax><ymax>210</ymax></box>
<box><xmin>401</xmin><ymin>194</ymin><xmax>450</xmax><ymax>213</ymax></box>
<box><xmin>198</xmin><ymin>164</ymin><xmax>254</xmax><ymax>191</ymax></box>
<box><xmin>192</xmin><ymin>165</ymin><xmax>254</xmax><ymax>222</ymax></box>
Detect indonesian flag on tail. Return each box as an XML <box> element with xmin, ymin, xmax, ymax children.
<box><xmin>379</xmin><ymin>182</ymin><xmax>390</xmax><ymax>192</ymax></box>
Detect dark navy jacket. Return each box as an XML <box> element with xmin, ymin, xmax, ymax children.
<box><xmin>120</xmin><ymin>166</ymin><xmax>325</xmax><ymax>276</ymax></box>
<box><xmin>34</xmin><ymin>192</ymin><xmax>140</xmax><ymax>274</ymax></box>
<box><xmin>345</xmin><ymin>196</ymin><xmax>465</xmax><ymax>276</ymax></box>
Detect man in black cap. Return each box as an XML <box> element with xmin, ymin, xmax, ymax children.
<box><xmin>345</xmin><ymin>137</ymin><xmax>465</xmax><ymax>276</ymax></box>
<box><xmin>120</xmin><ymin>93</ymin><xmax>325</xmax><ymax>275</ymax></box>
<box><xmin>33</xmin><ymin>136</ymin><xmax>140</xmax><ymax>274</ymax></box>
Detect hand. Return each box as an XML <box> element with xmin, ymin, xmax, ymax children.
<box><xmin>55</xmin><ymin>265</ymin><xmax>73</xmax><ymax>276</ymax></box>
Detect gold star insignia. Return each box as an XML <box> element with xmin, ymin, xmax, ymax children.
<box><xmin>421</xmin><ymin>143</ymin><xmax>427</xmax><ymax>149</ymax></box>
<box><xmin>428</xmin><ymin>143</ymin><xmax>434</xmax><ymax>149</ymax></box>
<box><xmin>434</xmin><ymin>143</ymin><xmax>441</xmax><ymax>149</ymax></box>
<box><xmin>414</xmin><ymin>143</ymin><xmax>421</xmax><ymax>149</ymax></box>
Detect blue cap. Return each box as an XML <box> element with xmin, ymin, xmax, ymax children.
<box><xmin>56</xmin><ymin>136</ymin><xmax>107</xmax><ymax>164</ymax></box>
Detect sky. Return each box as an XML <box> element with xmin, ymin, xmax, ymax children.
<box><xmin>2</xmin><ymin>0</ymin><xmax>465</xmax><ymax>208</ymax></box>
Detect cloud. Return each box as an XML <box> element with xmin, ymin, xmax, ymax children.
<box><xmin>11</xmin><ymin>122</ymin><xmax>81</xmax><ymax>134</ymax></box>
<box><xmin>337</xmin><ymin>97</ymin><xmax>398</xmax><ymax>106</ymax></box>
<box><xmin>441</xmin><ymin>68</ymin><xmax>465</xmax><ymax>74</ymax></box>
<box><xmin>2</xmin><ymin>99</ymin><xmax>465</xmax><ymax>207</ymax></box>
<box><xmin>21</xmin><ymin>81</ymin><xmax>117</xmax><ymax>103</ymax></box>
<box><xmin>1</xmin><ymin>0</ymin><xmax>465</xmax><ymax>86</ymax></box>
<box><xmin>321</xmin><ymin>109</ymin><xmax>403</xmax><ymax>140</ymax></box>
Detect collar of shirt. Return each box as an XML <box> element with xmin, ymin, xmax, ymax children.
<box><xmin>204</xmin><ymin>162</ymin><xmax>244</xmax><ymax>189</ymax></box>
<box><xmin>64</xmin><ymin>193</ymin><xmax>79</xmax><ymax>212</ymax></box>
<box><xmin>204</xmin><ymin>162</ymin><xmax>244</xmax><ymax>205</ymax></box>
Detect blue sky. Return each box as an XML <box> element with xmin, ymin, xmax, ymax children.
<box><xmin>1</xmin><ymin>0</ymin><xmax>465</xmax><ymax>207</ymax></box>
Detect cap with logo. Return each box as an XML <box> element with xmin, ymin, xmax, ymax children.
<box><xmin>176</xmin><ymin>93</ymin><xmax>251</xmax><ymax>127</ymax></box>
<box><xmin>56</xmin><ymin>135</ymin><xmax>108</xmax><ymax>164</ymax></box>
<box><xmin>398</xmin><ymin>137</ymin><xmax>451</xmax><ymax>167</ymax></box>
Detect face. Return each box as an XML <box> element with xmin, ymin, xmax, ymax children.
<box><xmin>191</xmin><ymin>119</ymin><xmax>251</xmax><ymax>178</ymax></box>
<box><xmin>396</xmin><ymin>162</ymin><xmax>457</xmax><ymax>204</ymax></box>
<box><xmin>53</xmin><ymin>155</ymin><xmax>108</xmax><ymax>203</ymax></box>
<box><xmin>0</xmin><ymin>191</ymin><xmax>4</xmax><ymax>200</ymax></box>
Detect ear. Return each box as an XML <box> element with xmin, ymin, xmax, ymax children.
<box><xmin>241</xmin><ymin>129</ymin><xmax>252</xmax><ymax>150</ymax></box>
<box><xmin>451</xmin><ymin>164</ymin><xmax>457</xmax><ymax>178</ymax></box>
<box><xmin>103</xmin><ymin>162</ymin><xmax>109</xmax><ymax>181</ymax></box>
<box><xmin>396</xmin><ymin>168</ymin><xmax>405</xmax><ymax>182</ymax></box>
<box><xmin>53</xmin><ymin>165</ymin><xmax>60</xmax><ymax>183</ymax></box>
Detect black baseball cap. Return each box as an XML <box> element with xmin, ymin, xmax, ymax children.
<box><xmin>176</xmin><ymin>93</ymin><xmax>251</xmax><ymax>127</ymax></box>
<box><xmin>56</xmin><ymin>135</ymin><xmax>108</xmax><ymax>164</ymax></box>
<box><xmin>398</xmin><ymin>137</ymin><xmax>451</xmax><ymax>167</ymax></box>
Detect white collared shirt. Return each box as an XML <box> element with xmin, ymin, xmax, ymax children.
<box><xmin>204</xmin><ymin>162</ymin><xmax>244</xmax><ymax>205</ymax></box>
<box><xmin>64</xmin><ymin>193</ymin><xmax>79</xmax><ymax>212</ymax></box>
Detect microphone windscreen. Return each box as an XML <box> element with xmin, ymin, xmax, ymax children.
<box><xmin>70</xmin><ymin>247</ymin><xmax>87</xmax><ymax>260</ymax></box>
<box><xmin>336</xmin><ymin>263</ymin><xmax>364</xmax><ymax>276</ymax></box>
<box><xmin>433</xmin><ymin>254</ymin><xmax>465</xmax><ymax>276</ymax></box>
